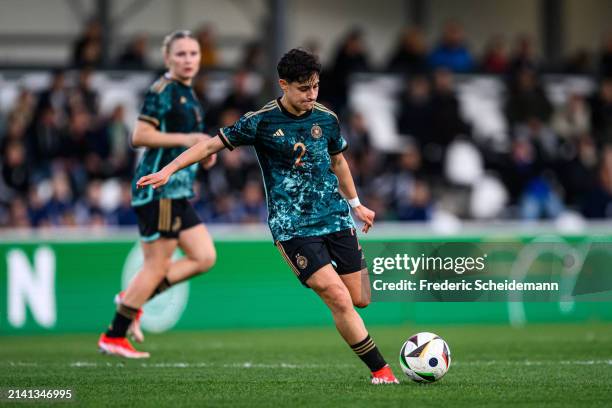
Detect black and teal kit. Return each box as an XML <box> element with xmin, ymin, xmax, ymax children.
<box><xmin>132</xmin><ymin>74</ymin><xmax>204</xmax><ymax>241</ymax></box>
<box><xmin>219</xmin><ymin>99</ymin><xmax>364</xmax><ymax>284</ymax></box>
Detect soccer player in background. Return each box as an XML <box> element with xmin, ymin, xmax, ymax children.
<box><xmin>98</xmin><ymin>30</ymin><xmax>217</xmax><ymax>358</ymax></box>
<box><xmin>137</xmin><ymin>48</ymin><xmax>399</xmax><ymax>384</ymax></box>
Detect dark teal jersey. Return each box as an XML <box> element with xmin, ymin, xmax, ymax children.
<box><xmin>219</xmin><ymin>99</ymin><xmax>354</xmax><ymax>241</ymax></box>
<box><xmin>132</xmin><ymin>74</ymin><xmax>204</xmax><ymax>206</ymax></box>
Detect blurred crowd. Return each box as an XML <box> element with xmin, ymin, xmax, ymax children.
<box><xmin>2</xmin><ymin>20</ymin><xmax>612</xmax><ymax>228</ymax></box>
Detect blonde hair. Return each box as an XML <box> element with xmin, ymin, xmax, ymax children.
<box><xmin>161</xmin><ymin>30</ymin><xmax>196</xmax><ymax>55</ymax></box>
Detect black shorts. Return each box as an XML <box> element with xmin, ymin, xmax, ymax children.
<box><xmin>134</xmin><ymin>198</ymin><xmax>202</xmax><ymax>242</ymax></box>
<box><xmin>276</xmin><ymin>228</ymin><xmax>367</xmax><ymax>288</ymax></box>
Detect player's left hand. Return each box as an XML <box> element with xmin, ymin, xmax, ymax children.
<box><xmin>353</xmin><ymin>205</ymin><xmax>375</xmax><ymax>233</ymax></box>
<box><xmin>200</xmin><ymin>153</ymin><xmax>217</xmax><ymax>170</ymax></box>
<box><xmin>136</xmin><ymin>168</ymin><xmax>171</xmax><ymax>190</ymax></box>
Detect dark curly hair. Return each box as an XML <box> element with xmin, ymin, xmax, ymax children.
<box><xmin>277</xmin><ymin>48</ymin><xmax>322</xmax><ymax>83</ymax></box>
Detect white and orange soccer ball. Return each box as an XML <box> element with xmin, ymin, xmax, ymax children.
<box><xmin>399</xmin><ymin>332</ymin><xmax>451</xmax><ymax>383</ymax></box>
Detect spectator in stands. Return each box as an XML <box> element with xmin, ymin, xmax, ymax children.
<box><xmin>428</xmin><ymin>20</ymin><xmax>474</xmax><ymax>73</ymax></box>
<box><xmin>118</xmin><ymin>34</ymin><xmax>149</xmax><ymax>69</ymax></box>
<box><xmin>209</xmin><ymin>195</ymin><xmax>241</xmax><ymax>224</ymax></box>
<box><xmin>42</xmin><ymin>171</ymin><xmax>75</xmax><ymax>226</ymax></box>
<box><xmin>28</xmin><ymin>104</ymin><xmax>65</xmax><ymax>172</ymax></box>
<box><xmin>192</xmin><ymin>73</ymin><xmax>220</xmax><ymax>131</ymax></box>
<box><xmin>514</xmin><ymin>118</ymin><xmax>559</xmax><ymax>162</ymax></box>
<box><xmin>327</xmin><ymin>28</ymin><xmax>371</xmax><ymax>111</ymax></box>
<box><xmin>236</xmin><ymin>181</ymin><xmax>267</xmax><ymax>223</ymax></box>
<box><xmin>498</xmin><ymin>137</ymin><xmax>544</xmax><ymax>205</ymax></box>
<box><xmin>397</xmin><ymin>75</ymin><xmax>433</xmax><ymax>144</ymax></box>
<box><xmin>27</xmin><ymin>186</ymin><xmax>49</xmax><ymax>227</ymax></box>
<box><xmin>62</xmin><ymin>108</ymin><xmax>102</xmax><ymax>189</ymax></box>
<box><xmin>390</xmin><ymin>144</ymin><xmax>426</xmax><ymax>211</ymax></box>
<box><xmin>505</xmin><ymin>68</ymin><xmax>553</xmax><ymax>131</ymax></box>
<box><xmin>386</xmin><ymin>27</ymin><xmax>428</xmax><ymax>74</ymax></box>
<box><xmin>508</xmin><ymin>34</ymin><xmax>539</xmax><ymax>75</ymax></box>
<box><xmin>341</xmin><ymin>111</ymin><xmax>372</xmax><ymax>161</ymax></box>
<box><xmin>551</xmin><ymin>93</ymin><xmax>591</xmax><ymax>141</ymax></box>
<box><xmin>481</xmin><ymin>35</ymin><xmax>509</xmax><ymax>74</ymax></box>
<box><xmin>241</xmin><ymin>41</ymin><xmax>265</xmax><ymax>73</ymax></box>
<box><xmin>103</xmin><ymin>105</ymin><xmax>133</xmax><ymax>178</ymax></box>
<box><xmin>564</xmin><ymin>48</ymin><xmax>593</xmax><ymax>74</ymax></box>
<box><xmin>582</xmin><ymin>146</ymin><xmax>612</xmax><ymax>218</ymax></box>
<box><xmin>35</xmin><ymin>70</ymin><xmax>69</xmax><ymax>124</ymax></box>
<box><xmin>108</xmin><ymin>181</ymin><xmax>137</xmax><ymax>226</ymax></box>
<box><xmin>1</xmin><ymin>140</ymin><xmax>30</xmax><ymax>196</ymax></box>
<box><xmin>519</xmin><ymin>176</ymin><xmax>564</xmax><ymax>220</ymax></box>
<box><xmin>72</xmin><ymin>18</ymin><xmax>103</xmax><ymax>68</ymax></box>
<box><xmin>430</xmin><ymin>68</ymin><xmax>470</xmax><ymax>146</ymax></box>
<box><xmin>9</xmin><ymin>88</ymin><xmax>36</xmax><ymax>127</ymax></box>
<box><xmin>599</xmin><ymin>31</ymin><xmax>612</xmax><ymax>78</ymax></box>
<box><xmin>559</xmin><ymin>135</ymin><xmax>598</xmax><ymax>206</ymax></box>
<box><xmin>7</xmin><ymin>198</ymin><xmax>31</xmax><ymax>228</ymax></box>
<box><xmin>589</xmin><ymin>78</ymin><xmax>612</xmax><ymax>146</ymax></box>
<box><xmin>75</xmin><ymin>179</ymin><xmax>105</xmax><ymax>226</ymax></box>
<box><xmin>69</xmin><ymin>68</ymin><xmax>99</xmax><ymax>115</ymax></box>
<box><xmin>1</xmin><ymin>114</ymin><xmax>28</xmax><ymax>154</ymax></box>
<box><xmin>497</xmin><ymin>135</ymin><xmax>563</xmax><ymax>219</ymax></box>
<box><xmin>195</xmin><ymin>24</ymin><xmax>218</xmax><ymax>68</ymax></box>
<box><xmin>219</xmin><ymin>69</ymin><xmax>258</xmax><ymax>116</ymax></box>
<box><xmin>64</xmin><ymin>109</ymin><xmax>95</xmax><ymax>161</ymax></box>
<box><xmin>396</xmin><ymin>179</ymin><xmax>432</xmax><ymax>221</ymax></box>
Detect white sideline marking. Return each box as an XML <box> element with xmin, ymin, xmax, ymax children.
<box><xmin>453</xmin><ymin>360</ymin><xmax>612</xmax><ymax>366</ymax></box>
<box><xmin>4</xmin><ymin>360</ymin><xmax>612</xmax><ymax>369</ymax></box>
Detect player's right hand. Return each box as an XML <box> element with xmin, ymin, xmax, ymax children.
<box><xmin>353</xmin><ymin>205</ymin><xmax>375</xmax><ymax>233</ymax></box>
<box><xmin>136</xmin><ymin>169</ymin><xmax>171</xmax><ymax>190</ymax></box>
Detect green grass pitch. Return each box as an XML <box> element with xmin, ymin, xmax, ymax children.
<box><xmin>1</xmin><ymin>323</ymin><xmax>611</xmax><ymax>407</ymax></box>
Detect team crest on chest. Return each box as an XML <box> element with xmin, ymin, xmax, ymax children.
<box><xmin>180</xmin><ymin>96</ymin><xmax>187</xmax><ymax>104</ymax></box>
<box><xmin>311</xmin><ymin>124</ymin><xmax>322</xmax><ymax>139</ymax></box>
<box><xmin>296</xmin><ymin>253</ymin><xmax>308</xmax><ymax>269</ymax></box>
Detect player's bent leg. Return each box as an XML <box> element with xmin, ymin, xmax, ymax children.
<box><xmin>165</xmin><ymin>223</ymin><xmax>216</xmax><ymax>285</ymax></box>
<box><xmin>122</xmin><ymin>238</ymin><xmax>179</xmax><ymax>308</ymax></box>
<box><xmin>307</xmin><ymin>265</ymin><xmax>398</xmax><ymax>383</ymax></box>
<box><xmin>307</xmin><ymin>264</ymin><xmax>368</xmax><ymax>344</ymax></box>
<box><xmin>340</xmin><ymin>268</ymin><xmax>371</xmax><ymax>309</ymax></box>
<box><xmin>99</xmin><ymin>238</ymin><xmax>177</xmax><ymax>357</ymax></box>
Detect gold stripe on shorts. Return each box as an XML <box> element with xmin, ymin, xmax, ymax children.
<box><xmin>158</xmin><ymin>199</ymin><xmax>172</xmax><ymax>231</ymax></box>
<box><xmin>276</xmin><ymin>241</ymin><xmax>301</xmax><ymax>277</ymax></box>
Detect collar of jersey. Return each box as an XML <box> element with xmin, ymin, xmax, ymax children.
<box><xmin>277</xmin><ymin>97</ymin><xmax>313</xmax><ymax>120</ymax></box>
<box><xmin>164</xmin><ymin>72</ymin><xmax>191</xmax><ymax>88</ymax></box>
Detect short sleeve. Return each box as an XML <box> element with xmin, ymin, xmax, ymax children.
<box><xmin>138</xmin><ymin>90</ymin><xmax>171</xmax><ymax>129</ymax></box>
<box><xmin>218</xmin><ymin>113</ymin><xmax>259</xmax><ymax>151</ymax></box>
<box><xmin>327</xmin><ymin>118</ymin><xmax>348</xmax><ymax>155</ymax></box>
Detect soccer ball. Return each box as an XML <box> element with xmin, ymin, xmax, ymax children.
<box><xmin>399</xmin><ymin>332</ymin><xmax>451</xmax><ymax>383</ymax></box>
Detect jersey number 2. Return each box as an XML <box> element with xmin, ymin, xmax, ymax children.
<box><xmin>293</xmin><ymin>142</ymin><xmax>306</xmax><ymax>167</ymax></box>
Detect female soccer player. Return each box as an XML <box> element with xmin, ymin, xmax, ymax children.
<box><xmin>136</xmin><ymin>49</ymin><xmax>399</xmax><ymax>384</ymax></box>
<box><xmin>98</xmin><ymin>30</ymin><xmax>217</xmax><ymax>358</ymax></box>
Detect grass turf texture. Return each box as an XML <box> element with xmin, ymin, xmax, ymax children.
<box><xmin>1</xmin><ymin>323</ymin><xmax>611</xmax><ymax>407</ymax></box>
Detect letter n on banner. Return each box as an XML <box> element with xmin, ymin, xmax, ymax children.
<box><xmin>7</xmin><ymin>247</ymin><xmax>56</xmax><ymax>328</ymax></box>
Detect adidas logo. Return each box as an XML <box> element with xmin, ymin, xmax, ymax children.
<box><xmin>273</xmin><ymin>129</ymin><xmax>285</xmax><ymax>137</ymax></box>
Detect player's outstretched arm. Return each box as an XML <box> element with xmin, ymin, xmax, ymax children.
<box><xmin>132</xmin><ymin>120</ymin><xmax>208</xmax><ymax>148</ymax></box>
<box><xmin>330</xmin><ymin>152</ymin><xmax>376</xmax><ymax>233</ymax></box>
<box><xmin>137</xmin><ymin>136</ymin><xmax>226</xmax><ymax>189</ymax></box>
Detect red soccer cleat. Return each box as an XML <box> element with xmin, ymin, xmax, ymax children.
<box><xmin>371</xmin><ymin>364</ymin><xmax>400</xmax><ymax>384</ymax></box>
<box><xmin>98</xmin><ymin>334</ymin><xmax>150</xmax><ymax>359</ymax></box>
<box><xmin>114</xmin><ymin>291</ymin><xmax>144</xmax><ymax>343</ymax></box>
